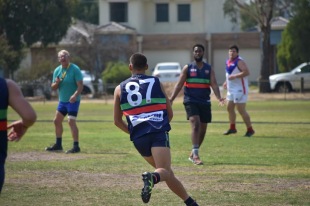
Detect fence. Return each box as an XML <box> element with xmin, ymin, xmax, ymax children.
<box><xmin>20</xmin><ymin>80</ymin><xmax>310</xmax><ymax>102</ymax></box>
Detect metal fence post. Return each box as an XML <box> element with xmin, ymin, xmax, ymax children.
<box><xmin>300</xmin><ymin>77</ymin><xmax>304</xmax><ymax>94</ymax></box>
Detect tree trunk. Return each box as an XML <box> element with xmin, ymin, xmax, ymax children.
<box><xmin>259</xmin><ymin>27</ymin><xmax>272</xmax><ymax>93</ymax></box>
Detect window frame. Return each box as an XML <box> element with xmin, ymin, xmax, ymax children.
<box><xmin>177</xmin><ymin>4</ymin><xmax>191</xmax><ymax>22</ymax></box>
<box><xmin>156</xmin><ymin>3</ymin><xmax>169</xmax><ymax>23</ymax></box>
<box><xmin>109</xmin><ymin>2</ymin><xmax>128</xmax><ymax>22</ymax></box>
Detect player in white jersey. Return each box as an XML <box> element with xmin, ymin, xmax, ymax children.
<box><xmin>223</xmin><ymin>45</ymin><xmax>255</xmax><ymax>137</ymax></box>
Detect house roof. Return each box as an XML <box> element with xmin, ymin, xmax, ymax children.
<box><xmin>95</xmin><ymin>21</ymin><xmax>136</xmax><ymax>34</ymax></box>
<box><xmin>58</xmin><ymin>19</ymin><xmax>97</xmax><ymax>45</ymax></box>
<box><xmin>271</xmin><ymin>16</ymin><xmax>289</xmax><ymax>30</ymax></box>
<box><xmin>31</xmin><ymin>19</ymin><xmax>98</xmax><ymax>47</ymax></box>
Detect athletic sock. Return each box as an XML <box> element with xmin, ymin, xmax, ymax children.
<box><xmin>230</xmin><ymin>123</ymin><xmax>236</xmax><ymax>130</ymax></box>
<box><xmin>192</xmin><ymin>145</ymin><xmax>199</xmax><ymax>157</ymax></box>
<box><xmin>184</xmin><ymin>196</ymin><xmax>198</xmax><ymax>206</ymax></box>
<box><xmin>151</xmin><ymin>172</ymin><xmax>160</xmax><ymax>184</ymax></box>
<box><xmin>56</xmin><ymin>137</ymin><xmax>62</xmax><ymax>146</ymax></box>
<box><xmin>247</xmin><ymin>126</ymin><xmax>254</xmax><ymax>132</ymax></box>
<box><xmin>73</xmin><ymin>141</ymin><xmax>79</xmax><ymax>148</ymax></box>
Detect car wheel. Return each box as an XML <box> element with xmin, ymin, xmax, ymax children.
<box><xmin>275</xmin><ymin>83</ymin><xmax>291</xmax><ymax>93</ymax></box>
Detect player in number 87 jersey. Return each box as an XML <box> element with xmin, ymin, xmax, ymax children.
<box><xmin>113</xmin><ymin>53</ymin><xmax>199</xmax><ymax>205</ymax></box>
<box><xmin>119</xmin><ymin>74</ymin><xmax>171</xmax><ymax>141</ymax></box>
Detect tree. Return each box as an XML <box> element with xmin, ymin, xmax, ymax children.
<box><xmin>0</xmin><ymin>0</ymin><xmax>77</xmax><ymax>77</ymax></box>
<box><xmin>73</xmin><ymin>0</ymin><xmax>99</xmax><ymax>24</ymax></box>
<box><xmin>0</xmin><ymin>35</ymin><xmax>20</xmax><ymax>75</ymax></box>
<box><xmin>223</xmin><ymin>0</ymin><xmax>293</xmax><ymax>93</ymax></box>
<box><xmin>277</xmin><ymin>0</ymin><xmax>310</xmax><ymax>72</ymax></box>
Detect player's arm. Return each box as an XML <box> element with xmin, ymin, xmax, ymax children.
<box><xmin>69</xmin><ymin>80</ymin><xmax>83</xmax><ymax>103</ymax></box>
<box><xmin>210</xmin><ymin>69</ymin><xmax>225</xmax><ymax>105</ymax></box>
<box><xmin>160</xmin><ymin>82</ymin><xmax>173</xmax><ymax>122</ymax></box>
<box><xmin>51</xmin><ymin>71</ymin><xmax>61</xmax><ymax>90</ymax></box>
<box><xmin>229</xmin><ymin>60</ymin><xmax>250</xmax><ymax>80</ymax></box>
<box><xmin>113</xmin><ymin>85</ymin><xmax>129</xmax><ymax>134</ymax></box>
<box><xmin>7</xmin><ymin>79</ymin><xmax>37</xmax><ymax>141</ymax></box>
<box><xmin>169</xmin><ymin>64</ymin><xmax>188</xmax><ymax>103</ymax></box>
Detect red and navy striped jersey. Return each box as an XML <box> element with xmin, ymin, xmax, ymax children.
<box><xmin>0</xmin><ymin>77</ymin><xmax>8</xmax><ymax>162</ymax></box>
<box><xmin>120</xmin><ymin>74</ymin><xmax>171</xmax><ymax>141</ymax></box>
<box><xmin>184</xmin><ymin>62</ymin><xmax>212</xmax><ymax>104</ymax></box>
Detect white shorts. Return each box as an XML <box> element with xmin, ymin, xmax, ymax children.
<box><xmin>226</xmin><ymin>92</ymin><xmax>248</xmax><ymax>103</ymax></box>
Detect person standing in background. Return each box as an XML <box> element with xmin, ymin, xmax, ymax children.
<box><xmin>45</xmin><ymin>50</ymin><xmax>83</xmax><ymax>153</ymax></box>
<box><xmin>169</xmin><ymin>44</ymin><xmax>225</xmax><ymax>165</ymax></box>
<box><xmin>0</xmin><ymin>78</ymin><xmax>37</xmax><ymax>193</ymax></box>
<box><xmin>223</xmin><ymin>44</ymin><xmax>255</xmax><ymax>137</ymax></box>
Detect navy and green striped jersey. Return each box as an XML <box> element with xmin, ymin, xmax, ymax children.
<box><xmin>184</xmin><ymin>62</ymin><xmax>212</xmax><ymax>104</ymax></box>
<box><xmin>120</xmin><ymin>74</ymin><xmax>171</xmax><ymax>141</ymax></box>
<box><xmin>0</xmin><ymin>77</ymin><xmax>8</xmax><ymax>164</ymax></box>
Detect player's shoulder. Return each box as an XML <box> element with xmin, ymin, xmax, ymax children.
<box><xmin>71</xmin><ymin>63</ymin><xmax>81</xmax><ymax>70</ymax></box>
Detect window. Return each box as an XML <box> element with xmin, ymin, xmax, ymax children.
<box><xmin>156</xmin><ymin>3</ymin><xmax>169</xmax><ymax>22</ymax></box>
<box><xmin>110</xmin><ymin>2</ymin><xmax>128</xmax><ymax>22</ymax></box>
<box><xmin>178</xmin><ymin>4</ymin><xmax>190</xmax><ymax>22</ymax></box>
<box><xmin>300</xmin><ymin>65</ymin><xmax>310</xmax><ymax>73</ymax></box>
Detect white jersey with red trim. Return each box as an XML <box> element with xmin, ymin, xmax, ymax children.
<box><xmin>225</xmin><ymin>56</ymin><xmax>248</xmax><ymax>95</ymax></box>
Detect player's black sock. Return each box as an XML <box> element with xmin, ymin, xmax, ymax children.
<box><xmin>56</xmin><ymin>137</ymin><xmax>62</xmax><ymax>146</ymax></box>
<box><xmin>184</xmin><ymin>196</ymin><xmax>199</xmax><ymax>206</ymax></box>
<box><xmin>152</xmin><ymin>172</ymin><xmax>160</xmax><ymax>184</ymax></box>
<box><xmin>73</xmin><ymin>141</ymin><xmax>79</xmax><ymax>148</ymax></box>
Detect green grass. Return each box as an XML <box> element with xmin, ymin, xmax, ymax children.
<box><xmin>1</xmin><ymin>99</ymin><xmax>310</xmax><ymax>206</ymax></box>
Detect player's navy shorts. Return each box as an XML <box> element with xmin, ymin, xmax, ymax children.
<box><xmin>133</xmin><ymin>131</ymin><xmax>170</xmax><ymax>157</ymax></box>
<box><xmin>57</xmin><ymin>101</ymin><xmax>80</xmax><ymax>119</ymax></box>
<box><xmin>183</xmin><ymin>102</ymin><xmax>212</xmax><ymax>123</ymax></box>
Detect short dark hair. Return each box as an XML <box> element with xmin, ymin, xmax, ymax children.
<box><xmin>129</xmin><ymin>53</ymin><xmax>147</xmax><ymax>70</ymax></box>
<box><xmin>229</xmin><ymin>44</ymin><xmax>239</xmax><ymax>53</ymax></box>
<box><xmin>193</xmin><ymin>44</ymin><xmax>205</xmax><ymax>52</ymax></box>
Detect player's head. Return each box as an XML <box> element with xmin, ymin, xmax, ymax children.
<box><xmin>58</xmin><ymin>50</ymin><xmax>70</xmax><ymax>63</ymax></box>
<box><xmin>229</xmin><ymin>44</ymin><xmax>239</xmax><ymax>53</ymax></box>
<box><xmin>129</xmin><ymin>53</ymin><xmax>148</xmax><ymax>71</ymax></box>
<box><xmin>228</xmin><ymin>44</ymin><xmax>239</xmax><ymax>59</ymax></box>
<box><xmin>192</xmin><ymin>44</ymin><xmax>204</xmax><ymax>62</ymax></box>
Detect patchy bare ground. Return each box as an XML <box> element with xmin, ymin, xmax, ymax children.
<box><xmin>7</xmin><ymin>151</ymin><xmax>310</xmax><ymax>194</ymax></box>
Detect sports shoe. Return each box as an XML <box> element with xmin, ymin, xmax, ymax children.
<box><xmin>65</xmin><ymin>146</ymin><xmax>81</xmax><ymax>154</ymax></box>
<box><xmin>45</xmin><ymin>144</ymin><xmax>63</xmax><ymax>152</ymax></box>
<box><xmin>223</xmin><ymin>129</ymin><xmax>237</xmax><ymax>135</ymax></box>
<box><xmin>188</xmin><ymin>155</ymin><xmax>203</xmax><ymax>165</ymax></box>
<box><xmin>141</xmin><ymin>172</ymin><xmax>153</xmax><ymax>203</ymax></box>
<box><xmin>244</xmin><ymin>130</ymin><xmax>255</xmax><ymax>137</ymax></box>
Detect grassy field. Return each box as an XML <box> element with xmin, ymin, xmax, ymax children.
<box><xmin>1</xmin><ymin>97</ymin><xmax>309</xmax><ymax>206</ymax></box>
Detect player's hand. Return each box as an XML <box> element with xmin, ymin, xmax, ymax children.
<box><xmin>218</xmin><ymin>98</ymin><xmax>226</xmax><ymax>107</ymax></box>
<box><xmin>7</xmin><ymin>120</ymin><xmax>28</xmax><ymax>142</ymax></box>
<box><xmin>69</xmin><ymin>95</ymin><xmax>77</xmax><ymax>103</ymax></box>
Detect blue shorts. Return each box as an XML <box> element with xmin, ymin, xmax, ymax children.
<box><xmin>133</xmin><ymin>131</ymin><xmax>170</xmax><ymax>157</ymax></box>
<box><xmin>184</xmin><ymin>102</ymin><xmax>212</xmax><ymax>123</ymax></box>
<box><xmin>57</xmin><ymin>101</ymin><xmax>80</xmax><ymax>119</ymax></box>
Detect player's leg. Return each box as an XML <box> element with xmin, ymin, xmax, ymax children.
<box><xmin>54</xmin><ymin>110</ymin><xmax>65</xmax><ymax>138</ymax></box>
<box><xmin>223</xmin><ymin>100</ymin><xmax>237</xmax><ymax>135</ymax></box>
<box><xmin>66</xmin><ymin>101</ymin><xmax>80</xmax><ymax>153</ymax></box>
<box><xmin>197</xmin><ymin>103</ymin><xmax>211</xmax><ymax>146</ymax></box>
<box><xmin>46</xmin><ymin>103</ymin><xmax>66</xmax><ymax>151</ymax></box>
<box><xmin>236</xmin><ymin>102</ymin><xmax>254</xmax><ymax>137</ymax></box>
<box><xmin>198</xmin><ymin>122</ymin><xmax>207</xmax><ymax>146</ymax></box>
<box><xmin>0</xmin><ymin>136</ymin><xmax>7</xmax><ymax>193</ymax></box>
<box><xmin>188</xmin><ymin>115</ymin><xmax>203</xmax><ymax>165</ymax></box>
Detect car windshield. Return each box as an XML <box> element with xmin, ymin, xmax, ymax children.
<box><xmin>158</xmin><ymin>65</ymin><xmax>179</xmax><ymax>70</ymax></box>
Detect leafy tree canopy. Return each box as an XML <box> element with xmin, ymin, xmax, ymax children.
<box><xmin>0</xmin><ymin>0</ymin><xmax>77</xmax><ymax>49</ymax></box>
<box><xmin>0</xmin><ymin>0</ymin><xmax>77</xmax><ymax>76</ymax></box>
<box><xmin>73</xmin><ymin>0</ymin><xmax>99</xmax><ymax>25</ymax></box>
<box><xmin>277</xmin><ymin>0</ymin><xmax>310</xmax><ymax>72</ymax></box>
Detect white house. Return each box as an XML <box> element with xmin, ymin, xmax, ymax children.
<box><xmin>98</xmin><ymin>0</ymin><xmax>261</xmax><ymax>84</ymax></box>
